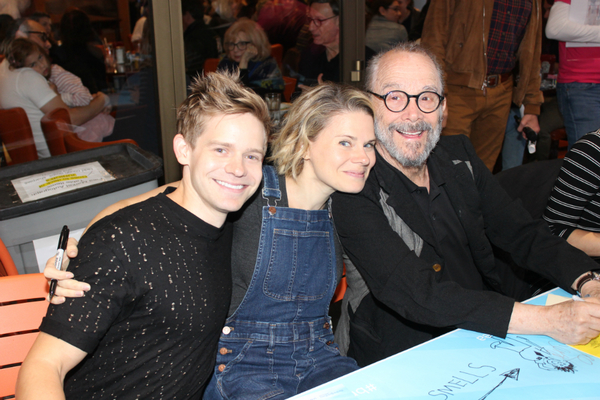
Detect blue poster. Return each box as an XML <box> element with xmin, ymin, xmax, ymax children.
<box><xmin>291</xmin><ymin>289</ymin><xmax>600</xmax><ymax>399</ymax></box>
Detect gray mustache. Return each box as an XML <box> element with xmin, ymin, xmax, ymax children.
<box><xmin>389</xmin><ymin>120</ymin><xmax>433</xmax><ymax>133</ymax></box>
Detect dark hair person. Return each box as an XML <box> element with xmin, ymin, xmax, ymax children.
<box><xmin>55</xmin><ymin>8</ymin><xmax>107</xmax><ymax>93</ymax></box>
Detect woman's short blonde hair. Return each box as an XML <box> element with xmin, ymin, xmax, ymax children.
<box><xmin>270</xmin><ymin>83</ymin><xmax>374</xmax><ymax>179</ymax></box>
<box><xmin>177</xmin><ymin>70</ymin><xmax>271</xmax><ymax>147</ymax></box>
<box><xmin>224</xmin><ymin>18</ymin><xmax>271</xmax><ymax>61</ymax></box>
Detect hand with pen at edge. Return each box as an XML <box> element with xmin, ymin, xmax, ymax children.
<box><xmin>49</xmin><ymin>226</ymin><xmax>69</xmax><ymax>301</ymax></box>
<box><xmin>45</xmin><ymin>236</ymin><xmax>89</xmax><ymax>304</ymax></box>
<box><xmin>44</xmin><ymin>196</ymin><xmax>134</xmax><ymax>303</ymax></box>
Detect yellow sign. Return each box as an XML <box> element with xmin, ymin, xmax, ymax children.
<box><xmin>40</xmin><ymin>174</ymin><xmax>89</xmax><ymax>187</ymax></box>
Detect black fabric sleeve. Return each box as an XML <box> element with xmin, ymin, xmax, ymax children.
<box><xmin>39</xmin><ymin>228</ymin><xmax>137</xmax><ymax>353</ymax></box>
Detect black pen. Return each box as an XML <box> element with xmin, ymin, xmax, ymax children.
<box><xmin>49</xmin><ymin>225</ymin><xmax>69</xmax><ymax>301</ymax></box>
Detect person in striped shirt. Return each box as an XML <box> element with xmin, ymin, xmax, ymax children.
<box><xmin>544</xmin><ymin>129</ymin><xmax>600</xmax><ymax>260</ymax></box>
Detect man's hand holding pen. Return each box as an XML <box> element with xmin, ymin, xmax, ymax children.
<box><xmin>45</xmin><ymin>236</ymin><xmax>88</xmax><ymax>303</ymax></box>
<box><xmin>48</xmin><ymin>226</ymin><xmax>69</xmax><ymax>301</ymax></box>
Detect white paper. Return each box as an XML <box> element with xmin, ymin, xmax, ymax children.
<box><xmin>33</xmin><ymin>228</ymin><xmax>85</xmax><ymax>272</ymax></box>
<box><xmin>11</xmin><ymin>161</ymin><xmax>115</xmax><ymax>203</ymax></box>
<box><xmin>567</xmin><ymin>0</ymin><xmax>600</xmax><ymax>47</ymax></box>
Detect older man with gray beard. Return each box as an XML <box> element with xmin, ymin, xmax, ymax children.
<box><xmin>331</xmin><ymin>42</ymin><xmax>600</xmax><ymax>368</ymax></box>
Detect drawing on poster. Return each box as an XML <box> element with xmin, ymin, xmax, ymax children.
<box><xmin>478</xmin><ymin>368</ymin><xmax>519</xmax><ymax>400</ymax></box>
<box><xmin>490</xmin><ymin>336</ymin><xmax>575</xmax><ymax>373</ymax></box>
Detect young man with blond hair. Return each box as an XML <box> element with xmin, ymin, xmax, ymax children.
<box><xmin>16</xmin><ymin>71</ymin><xmax>270</xmax><ymax>399</ymax></box>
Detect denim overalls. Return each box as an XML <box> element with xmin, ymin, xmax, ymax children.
<box><xmin>204</xmin><ymin>166</ymin><xmax>358</xmax><ymax>399</ymax></box>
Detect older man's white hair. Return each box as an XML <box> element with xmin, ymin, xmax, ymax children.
<box><xmin>365</xmin><ymin>42</ymin><xmax>445</xmax><ymax>94</ymax></box>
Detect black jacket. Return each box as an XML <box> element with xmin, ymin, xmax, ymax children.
<box><xmin>332</xmin><ymin>135</ymin><xmax>594</xmax><ymax>366</ymax></box>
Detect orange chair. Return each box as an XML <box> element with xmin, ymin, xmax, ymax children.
<box><xmin>41</xmin><ymin>108</ymin><xmax>138</xmax><ymax>155</ymax></box>
<box><xmin>282</xmin><ymin>76</ymin><xmax>297</xmax><ymax>103</ymax></box>
<box><xmin>0</xmin><ymin>237</ymin><xmax>18</xmax><ymax>277</ymax></box>
<box><xmin>271</xmin><ymin>44</ymin><xmax>284</xmax><ymax>71</ymax></box>
<box><xmin>0</xmin><ymin>108</ymin><xmax>38</xmax><ymax>165</ymax></box>
<box><xmin>204</xmin><ymin>58</ymin><xmax>220</xmax><ymax>74</ymax></box>
<box><xmin>0</xmin><ymin>273</ymin><xmax>49</xmax><ymax>398</ymax></box>
<box><xmin>41</xmin><ymin>108</ymin><xmax>70</xmax><ymax>155</ymax></box>
<box><xmin>332</xmin><ymin>264</ymin><xmax>347</xmax><ymax>303</ymax></box>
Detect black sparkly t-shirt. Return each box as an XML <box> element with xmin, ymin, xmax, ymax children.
<box><xmin>40</xmin><ymin>191</ymin><xmax>232</xmax><ymax>399</ymax></box>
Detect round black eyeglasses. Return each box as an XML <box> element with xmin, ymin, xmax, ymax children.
<box><xmin>367</xmin><ymin>90</ymin><xmax>444</xmax><ymax>114</ymax></box>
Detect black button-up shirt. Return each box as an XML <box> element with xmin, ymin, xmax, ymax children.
<box><xmin>397</xmin><ymin>158</ymin><xmax>486</xmax><ymax>291</ymax></box>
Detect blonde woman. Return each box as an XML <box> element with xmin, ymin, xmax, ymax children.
<box><xmin>218</xmin><ymin>18</ymin><xmax>284</xmax><ymax>94</ymax></box>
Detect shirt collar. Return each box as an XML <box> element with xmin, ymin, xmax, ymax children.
<box><xmin>375</xmin><ymin>149</ymin><xmax>446</xmax><ymax>195</ymax></box>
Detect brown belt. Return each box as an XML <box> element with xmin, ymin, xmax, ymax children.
<box><xmin>485</xmin><ymin>72</ymin><xmax>512</xmax><ymax>88</ymax></box>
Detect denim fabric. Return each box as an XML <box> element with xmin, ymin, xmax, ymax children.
<box><xmin>501</xmin><ymin>106</ymin><xmax>526</xmax><ymax>171</ymax></box>
<box><xmin>204</xmin><ymin>166</ymin><xmax>358</xmax><ymax>400</ymax></box>
<box><xmin>557</xmin><ymin>82</ymin><xmax>600</xmax><ymax>148</ymax></box>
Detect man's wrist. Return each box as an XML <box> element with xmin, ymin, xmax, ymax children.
<box><xmin>575</xmin><ymin>270</ymin><xmax>600</xmax><ymax>297</ymax></box>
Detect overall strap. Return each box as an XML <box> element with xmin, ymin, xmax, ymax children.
<box><xmin>262</xmin><ymin>165</ymin><xmax>281</xmax><ymax>207</ymax></box>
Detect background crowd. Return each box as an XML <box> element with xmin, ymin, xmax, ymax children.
<box><xmin>0</xmin><ymin>0</ymin><xmax>588</xmax><ymax>175</ymax></box>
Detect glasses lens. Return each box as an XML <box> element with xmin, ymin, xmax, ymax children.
<box><xmin>417</xmin><ymin>92</ymin><xmax>440</xmax><ymax>112</ymax></box>
<box><xmin>308</xmin><ymin>17</ymin><xmax>321</xmax><ymax>27</ymax></box>
<box><xmin>227</xmin><ymin>42</ymin><xmax>247</xmax><ymax>50</ymax></box>
<box><xmin>28</xmin><ymin>31</ymin><xmax>49</xmax><ymax>42</ymax></box>
<box><xmin>385</xmin><ymin>91</ymin><xmax>408</xmax><ymax>112</ymax></box>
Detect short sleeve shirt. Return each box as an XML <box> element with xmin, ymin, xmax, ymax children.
<box><xmin>0</xmin><ymin>60</ymin><xmax>57</xmax><ymax>158</ymax></box>
<box><xmin>40</xmin><ymin>191</ymin><xmax>232</xmax><ymax>399</ymax></box>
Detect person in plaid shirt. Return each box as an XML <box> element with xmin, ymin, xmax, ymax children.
<box><xmin>421</xmin><ymin>0</ymin><xmax>543</xmax><ymax>171</ymax></box>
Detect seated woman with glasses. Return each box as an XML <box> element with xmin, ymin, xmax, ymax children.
<box><xmin>218</xmin><ymin>18</ymin><xmax>284</xmax><ymax>97</ymax></box>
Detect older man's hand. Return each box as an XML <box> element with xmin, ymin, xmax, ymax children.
<box><xmin>545</xmin><ymin>298</ymin><xmax>600</xmax><ymax>344</ymax></box>
<box><xmin>509</xmin><ymin>301</ymin><xmax>600</xmax><ymax>345</ymax></box>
